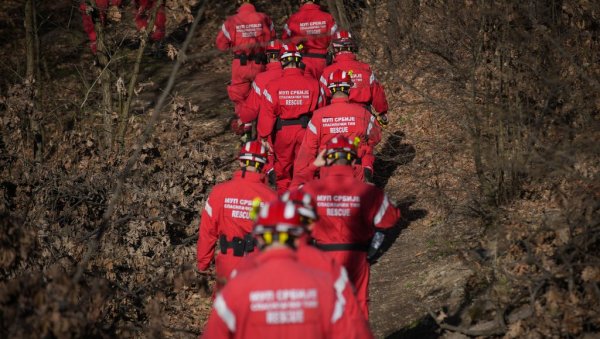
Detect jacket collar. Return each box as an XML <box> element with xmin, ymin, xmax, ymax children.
<box><xmin>283</xmin><ymin>67</ymin><xmax>304</xmax><ymax>76</ymax></box>
<box><xmin>330</xmin><ymin>97</ymin><xmax>350</xmax><ymax>104</ymax></box>
<box><xmin>255</xmin><ymin>247</ymin><xmax>297</xmax><ymax>264</ymax></box>
<box><xmin>266</xmin><ymin>62</ymin><xmax>282</xmax><ymax>71</ymax></box>
<box><xmin>334</xmin><ymin>52</ymin><xmax>356</xmax><ymax>61</ymax></box>
<box><xmin>320</xmin><ymin>165</ymin><xmax>355</xmax><ymax>177</ymax></box>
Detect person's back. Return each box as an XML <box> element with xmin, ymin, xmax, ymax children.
<box><xmin>238</xmin><ymin>40</ymin><xmax>285</xmax><ymax>125</ymax></box>
<box><xmin>197</xmin><ymin>142</ymin><xmax>276</xmax><ymax>289</ymax></box>
<box><xmin>300</xmin><ymin>136</ymin><xmax>400</xmax><ymax>318</ymax></box>
<box><xmin>257</xmin><ymin>44</ymin><xmax>323</xmax><ymax>193</ymax></box>
<box><xmin>321</xmin><ymin>30</ymin><xmax>389</xmax><ymax>124</ymax></box>
<box><xmin>282</xmin><ymin>1</ymin><xmax>337</xmax><ymax>79</ymax></box>
<box><xmin>321</xmin><ymin>55</ymin><xmax>386</xmax><ymax>110</ymax></box>
<box><xmin>216</xmin><ymin>1</ymin><xmax>275</xmax><ymax>121</ymax></box>
<box><xmin>292</xmin><ymin>97</ymin><xmax>379</xmax><ymax>186</ymax></box>
<box><xmin>216</xmin><ymin>2</ymin><xmax>274</xmax><ymax>55</ymax></box>
<box><xmin>202</xmin><ymin>199</ymin><xmax>372</xmax><ymax>338</ymax></box>
<box><xmin>203</xmin><ymin>248</ymin><xmax>336</xmax><ymax>339</ymax></box>
<box><xmin>292</xmin><ymin>70</ymin><xmax>381</xmax><ymax>187</ymax></box>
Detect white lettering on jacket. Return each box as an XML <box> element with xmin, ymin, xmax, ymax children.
<box><xmin>316</xmin><ymin>195</ymin><xmax>360</xmax><ymax>216</ymax></box>
<box><xmin>235</xmin><ymin>23</ymin><xmax>263</xmax><ymax>38</ymax></box>
<box><xmin>224</xmin><ymin>197</ymin><xmax>261</xmax><ymax>220</ymax></box>
<box><xmin>249</xmin><ymin>288</ymin><xmax>319</xmax><ymax>324</ymax></box>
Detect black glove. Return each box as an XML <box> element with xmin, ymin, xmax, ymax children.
<box><xmin>376</xmin><ymin>113</ymin><xmax>389</xmax><ymax>126</ymax></box>
<box><xmin>267</xmin><ymin>170</ymin><xmax>276</xmax><ymax>187</ymax></box>
<box><xmin>364</xmin><ymin>168</ymin><xmax>373</xmax><ymax>183</ymax></box>
<box><xmin>367</xmin><ymin>232</ymin><xmax>385</xmax><ymax>264</ymax></box>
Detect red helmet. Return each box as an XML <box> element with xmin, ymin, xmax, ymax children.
<box><xmin>327</xmin><ymin>69</ymin><xmax>353</xmax><ymax>91</ymax></box>
<box><xmin>253</xmin><ymin>200</ymin><xmax>306</xmax><ymax>245</ymax></box>
<box><xmin>332</xmin><ymin>30</ymin><xmax>356</xmax><ymax>50</ymax></box>
<box><xmin>266</xmin><ymin>40</ymin><xmax>283</xmax><ymax>53</ymax></box>
<box><xmin>280</xmin><ymin>189</ymin><xmax>317</xmax><ymax>222</ymax></box>
<box><xmin>239</xmin><ymin>141</ymin><xmax>268</xmax><ymax>165</ymax></box>
<box><xmin>325</xmin><ymin>135</ymin><xmax>358</xmax><ymax>160</ymax></box>
<box><xmin>280</xmin><ymin>43</ymin><xmax>302</xmax><ymax>62</ymax></box>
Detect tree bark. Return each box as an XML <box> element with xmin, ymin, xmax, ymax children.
<box><xmin>326</xmin><ymin>0</ymin><xmax>350</xmax><ymax>30</ymax></box>
<box><xmin>89</xmin><ymin>0</ymin><xmax>114</xmax><ymax>150</ymax></box>
<box><xmin>335</xmin><ymin>0</ymin><xmax>350</xmax><ymax>30</ymax></box>
<box><xmin>116</xmin><ymin>0</ymin><xmax>164</xmax><ymax>152</ymax></box>
<box><xmin>25</xmin><ymin>0</ymin><xmax>42</xmax><ymax>162</ymax></box>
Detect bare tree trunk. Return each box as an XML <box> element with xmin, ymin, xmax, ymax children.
<box><xmin>335</xmin><ymin>0</ymin><xmax>350</xmax><ymax>30</ymax></box>
<box><xmin>116</xmin><ymin>0</ymin><xmax>164</xmax><ymax>152</ymax></box>
<box><xmin>25</xmin><ymin>0</ymin><xmax>42</xmax><ymax>162</ymax></box>
<box><xmin>326</xmin><ymin>0</ymin><xmax>350</xmax><ymax>30</ymax></box>
<box><xmin>90</xmin><ymin>0</ymin><xmax>114</xmax><ymax>150</ymax></box>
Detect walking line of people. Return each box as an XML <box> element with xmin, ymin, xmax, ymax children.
<box><xmin>198</xmin><ymin>1</ymin><xmax>400</xmax><ymax>337</ymax></box>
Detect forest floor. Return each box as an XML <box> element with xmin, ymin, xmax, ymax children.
<box><xmin>0</xmin><ymin>1</ymin><xmax>483</xmax><ymax>338</ymax></box>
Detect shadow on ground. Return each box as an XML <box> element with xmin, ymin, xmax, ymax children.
<box><xmin>373</xmin><ymin>131</ymin><xmax>416</xmax><ymax>189</ymax></box>
<box><xmin>371</xmin><ymin>195</ymin><xmax>428</xmax><ymax>264</ymax></box>
<box><xmin>385</xmin><ymin>314</ymin><xmax>440</xmax><ymax>339</ymax></box>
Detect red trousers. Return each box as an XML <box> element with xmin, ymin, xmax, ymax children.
<box><xmin>302</xmin><ymin>56</ymin><xmax>328</xmax><ymax>80</ymax></box>
<box><xmin>273</xmin><ymin>125</ymin><xmax>306</xmax><ymax>194</ymax></box>
<box><xmin>215</xmin><ymin>253</ymin><xmax>246</xmax><ymax>291</ymax></box>
<box><xmin>80</xmin><ymin>0</ymin><xmax>122</xmax><ymax>53</ymax></box>
<box><xmin>328</xmin><ymin>250</ymin><xmax>370</xmax><ymax>320</ymax></box>
<box><xmin>134</xmin><ymin>0</ymin><xmax>166</xmax><ymax>41</ymax></box>
<box><xmin>228</xmin><ymin>59</ymin><xmax>265</xmax><ymax>115</ymax></box>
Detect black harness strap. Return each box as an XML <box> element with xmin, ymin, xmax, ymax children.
<box><xmin>312</xmin><ymin>240</ymin><xmax>369</xmax><ymax>252</ymax></box>
<box><xmin>233</xmin><ymin>53</ymin><xmax>264</xmax><ymax>65</ymax></box>
<box><xmin>219</xmin><ymin>234</ymin><xmax>256</xmax><ymax>256</ymax></box>
<box><xmin>274</xmin><ymin>113</ymin><xmax>312</xmax><ymax>132</ymax></box>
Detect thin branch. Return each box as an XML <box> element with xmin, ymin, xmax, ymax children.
<box><xmin>72</xmin><ymin>0</ymin><xmax>208</xmax><ymax>284</ymax></box>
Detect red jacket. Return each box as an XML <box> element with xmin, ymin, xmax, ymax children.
<box><xmin>230</xmin><ymin>240</ymin><xmax>371</xmax><ymax>337</ymax></box>
<box><xmin>257</xmin><ymin>68</ymin><xmax>323</xmax><ymax>139</ymax></box>
<box><xmin>197</xmin><ymin>170</ymin><xmax>277</xmax><ymax>271</ymax></box>
<box><xmin>292</xmin><ymin>97</ymin><xmax>381</xmax><ymax>185</ymax></box>
<box><xmin>239</xmin><ymin>62</ymin><xmax>283</xmax><ymax>124</ymax></box>
<box><xmin>202</xmin><ymin>247</ymin><xmax>372</xmax><ymax>339</ymax></box>
<box><xmin>302</xmin><ymin>166</ymin><xmax>400</xmax><ymax>245</ymax></box>
<box><xmin>320</xmin><ymin>53</ymin><xmax>389</xmax><ymax>114</ymax></box>
<box><xmin>216</xmin><ymin>3</ymin><xmax>275</xmax><ymax>55</ymax></box>
<box><xmin>282</xmin><ymin>3</ymin><xmax>337</xmax><ymax>54</ymax></box>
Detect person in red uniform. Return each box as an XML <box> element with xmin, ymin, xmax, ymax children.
<box><xmin>233</xmin><ymin>40</ymin><xmax>284</xmax><ymax>182</ymax></box>
<box><xmin>134</xmin><ymin>0</ymin><xmax>167</xmax><ymax>42</ymax></box>
<box><xmin>197</xmin><ymin>141</ymin><xmax>277</xmax><ymax>290</ymax></box>
<box><xmin>80</xmin><ymin>0</ymin><xmax>123</xmax><ymax>54</ymax></box>
<box><xmin>202</xmin><ymin>199</ymin><xmax>372</xmax><ymax>338</ymax></box>
<box><xmin>237</xmin><ymin>40</ymin><xmax>284</xmax><ymax>128</ymax></box>
<box><xmin>216</xmin><ymin>0</ymin><xmax>275</xmax><ymax>115</ymax></box>
<box><xmin>282</xmin><ymin>0</ymin><xmax>337</xmax><ymax>79</ymax></box>
<box><xmin>292</xmin><ymin>69</ymin><xmax>381</xmax><ymax>187</ymax></box>
<box><xmin>257</xmin><ymin>43</ymin><xmax>323</xmax><ymax>194</ymax></box>
<box><xmin>301</xmin><ymin>136</ymin><xmax>401</xmax><ymax>319</ymax></box>
<box><xmin>230</xmin><ymin>190</ymin><xmax>372</xmax><ymax>334</ymax></box>
<box><xmin>321</xmin><ymin>30</ymin><xmax>390</xmax><ymax>126</ymax></box>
